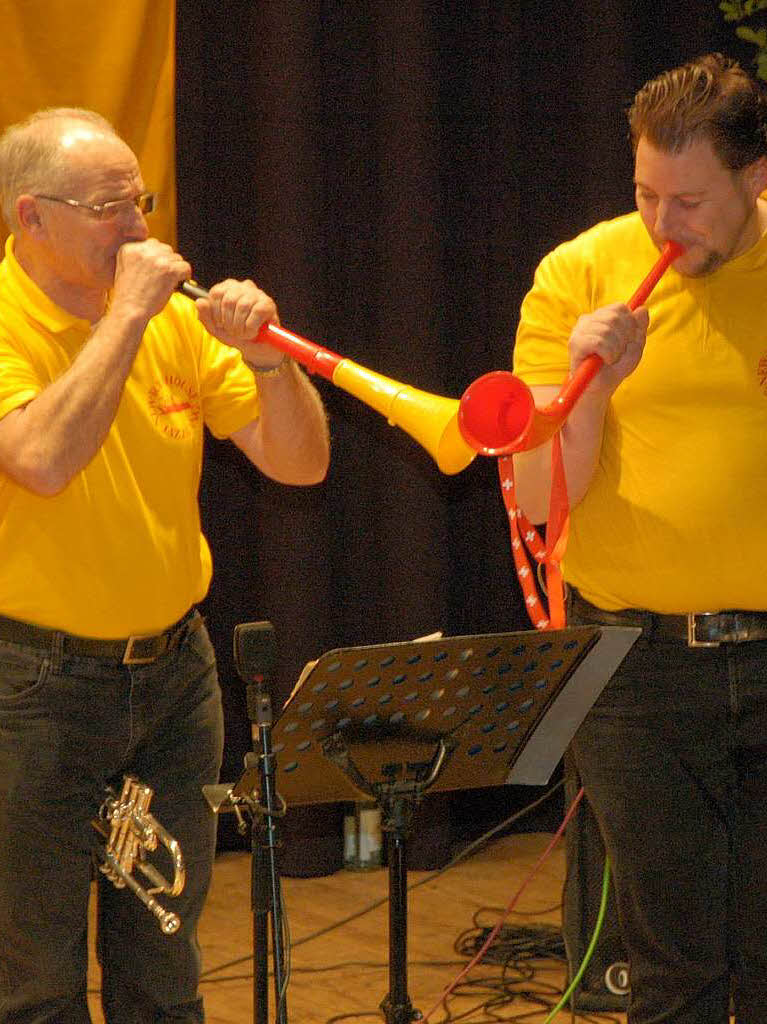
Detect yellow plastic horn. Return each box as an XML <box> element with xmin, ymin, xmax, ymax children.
<box><xmin>180</xmin><ymin>239</ymin><xmax>681</xmax><ymax>474</ymax></box>
<box><xmin>331</xmin><ymin>360</ymin><xmax>475</xmax><ymax>474</ymax></box>
<box><xmin>178</xmin><ymin>283</ymin><xmax>476</xmax><ymax>475</ymax></box>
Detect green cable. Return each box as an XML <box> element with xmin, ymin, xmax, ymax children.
<box><xmin>542</xmin><ymin>854</ymin><xmax>612</xmax><ymax>1024</ymax></box>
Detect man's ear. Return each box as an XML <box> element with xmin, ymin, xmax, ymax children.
<box><xmin>15</xmin><ymin>194</ymin><xmax>44</xmax><ymax>233</ymax></box>
<box><xmin>747</xmin><ymin>155</ymin><xmax>767</xmax><ymax>201</ymax></box>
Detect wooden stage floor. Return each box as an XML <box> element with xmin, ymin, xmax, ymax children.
<box><xmin>86</xmin><ymin>829</ymin><xmax>631</xmax><ymax>1024</ymax></box>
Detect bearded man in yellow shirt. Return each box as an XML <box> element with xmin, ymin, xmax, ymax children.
<box><xmin>513</xmin><ymin>54</ymin><xmax>767</xmax><ymax>1024</ymax></box>
<box><xmin>0</xmin><ymin>108</ymin><xmax>329</xmax><ymax>1022</ymax></box>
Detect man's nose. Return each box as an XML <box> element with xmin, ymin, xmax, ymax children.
<box><xmin>123</xmin><ymin>207</ymin><xmax>150</xmax><ymax>241</ymax></box>
<box><xmin>654</xmin><ymin>200</ymin><xmax>678</xmax><ymax>239</ymax></box>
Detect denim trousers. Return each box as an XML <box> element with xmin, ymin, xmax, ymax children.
<box><xmin>0</xmin><ymin>612</ymin><xmax>225</xmax><ymax>1024</ymax></box>
<box><xmin>568</xmin><ymin>607</ymin><xmax>767</xmax><ymax>1024</ymax></box>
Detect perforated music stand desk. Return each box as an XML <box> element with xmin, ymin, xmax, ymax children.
<box><xmin>272</xmin><ymin>625</ymin><xmax>638</xmax><ymax>800</ymax></box>
<box><xmin>268</xmin><ymin>624</ymin><xmax>639</xmax><ymax>1024</ymax></box>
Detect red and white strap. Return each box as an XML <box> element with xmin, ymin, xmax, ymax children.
<box><xmin>498</xmin><ymin>432</ymin><xmax>569</xmax><ymax>630</ymax></box>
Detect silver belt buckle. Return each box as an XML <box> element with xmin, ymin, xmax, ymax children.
<box><xmin>687</xmin><ymin>613</ymin><xmax>721</xmax><ymax>648</ymax></box>
<box><xmin>123</xmin><ymin>633</ymin><xmax>158</xmax><ymax>665</ymax></box>
<box><xmin>687</xmin><ymin>612</ymin><xmax>752</xmax><ymax>646</ymax></box>
<box><xmin>684</xmin><ymin>614</ymin><xmax>720</xmax><ymax>647</ymax></box>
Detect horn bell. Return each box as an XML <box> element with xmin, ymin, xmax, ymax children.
<box><xmin>458</xmin><ymin>370</ymin><xmax>537</xmax><ymax>455</ymax></box>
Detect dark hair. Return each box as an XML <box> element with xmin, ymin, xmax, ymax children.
<box><xmin>628</xmin><ymin>53</ymin><xmax>767</xmax><ymax>170</ymax></box>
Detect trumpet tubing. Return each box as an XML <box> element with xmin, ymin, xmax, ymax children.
<box><xmin>101</xmin><ymin>849</ymin><xmax>182</xmax><ymax>935</ymax></box>
<box><xmin>93</xmin><ymin>775</ymin><xmax>186</xmax><ymax>935</ymax></box>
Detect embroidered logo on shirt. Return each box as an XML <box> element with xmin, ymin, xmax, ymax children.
<box><xmin>147</xmin><ymin>375</ymin><xmax>201</xmax><ymax>440</ymax></box>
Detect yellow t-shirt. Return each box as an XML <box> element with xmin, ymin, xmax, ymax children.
<box><xmin>0</xmin><ymin>237</ymin><xmax>260</xmax><ymax>636</ymax></box>
<box><xmin>513</xmin><ymin>212</ymin><xmax>767</xmax><ymax>613</ymax></box>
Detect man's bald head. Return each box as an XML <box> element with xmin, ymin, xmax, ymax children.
<box><xmin>0</xmin><ymin>108</ymin><xmax>124</xmax><ymax>231</ymax></box>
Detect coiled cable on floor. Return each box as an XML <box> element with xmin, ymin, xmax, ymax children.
<box><xmin>420</xmin><ymin>786</ymin><xmax>586</xmax><ymax>1022</ymax></box>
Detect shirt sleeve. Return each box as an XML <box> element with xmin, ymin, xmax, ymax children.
<box><xmin>512</xmin><ymin>234</ymin><xmax>598</xmax><ymax>388</ymax></box>
<box><xmin>0</xmin><ymin>335</ymin><xmax>42</xmax><ymax>421</ymax></box>
<box><xmin>198</xmin><ymin>333</ymin><xmax>261</xmax><ymax>439</ymax></box>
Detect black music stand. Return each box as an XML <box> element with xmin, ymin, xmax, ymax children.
<box><xmin>267</xmin><ymin>624</ymin><xmax>639</xmax><ymax>1024</ymax></box>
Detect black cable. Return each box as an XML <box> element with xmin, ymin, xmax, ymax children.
<box><xmin>456</xmin><ymin>920</ymin><xmax>567</xmax><ymax>965</ymax></box>
<box><xmin>431</xmin><ymin>965</ymin><xmax>621</xmax><ymax>1024</ymax></box>
<box><xmin>404</xmin><ymin>917</ymin><xmax>622</xmax><ymax>1024</ymax></box>
<box><xmin>324</xmin><ymin>1015</ymin><xmax>382</xmax><ymax>1024</ymax></box>
<box><xmin>200</xmin><ymin>777</ymin><xmax>566</xmax><ymax>979</ymax></box>
<box><xmin>274</xmin><ymin>874</ymin><xmax>291</xmax><ymax>1018</ymax></box>
<box><xmin>200</xmin><ymin>958</ymin><xmax>468</xmax><ymax>985</ymax></box>
<box><xmin>199</xmin><ymin>872</ymin><xmax>621</xmax><ymax>1024</ymax></box>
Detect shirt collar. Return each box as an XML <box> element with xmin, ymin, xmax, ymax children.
<box><xmin>1</xmin><ymin>234</ymin><xmax>93</xmax><ymax>334</ymax></box>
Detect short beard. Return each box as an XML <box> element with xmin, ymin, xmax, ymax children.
<box><xmin>685</xmin><ymin>249</ymin><xmax>726</xmax><ymax>277</ymax></box>
<box><xmin>664</xmin><ymin>180</ymin><xmax>758</xmax><ymax>278</ymax></box>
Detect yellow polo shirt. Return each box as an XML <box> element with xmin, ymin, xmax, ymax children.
<box><xmin>0</xmin><ymin>237</ymin><xmax>260</xmax><ymax>636</ymax></box>
<box><xmin>513</xmin><ymin>212</ymin><xmax>767</xmax><ymax>613</ymax></box>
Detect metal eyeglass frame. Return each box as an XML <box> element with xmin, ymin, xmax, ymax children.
<box><xmin>33</xmin><ymin>191</ymin><xmax>157</xmax><ymax>220</ymax></box>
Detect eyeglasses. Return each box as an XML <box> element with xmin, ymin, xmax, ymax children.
<box><xmin>33</xmin><ymin>191</ymin><xmax>157</xmax><ymax>220</ymax></box>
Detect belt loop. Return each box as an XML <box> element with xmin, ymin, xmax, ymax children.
<box><xmin>50</xmin><ymin>630</ymin><xmax>64</xmax><ymax>673</ymax></box>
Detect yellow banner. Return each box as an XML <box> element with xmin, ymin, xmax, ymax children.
<box><xmin>0</xmin><ymin>0</ymin><xmax>176</xmax><ymax>246</ymax></box>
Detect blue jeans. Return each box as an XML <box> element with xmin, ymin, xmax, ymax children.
<box><xmin>569</xmin><ymin>601</ymin><xmax>767</xmax><ymax>1024</ymax></box>
<box><xmin>0</xmin><ymin>612</ymin><xmax>224</xmax><ymax>1024</ymax></box>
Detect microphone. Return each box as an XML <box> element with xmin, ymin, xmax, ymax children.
<box><xmin>206</xmin><ymin>623</ymin><xmax>279</xmax><ymax>828</ymax></box>
<box><xmin>233</xmin><ymin>621</ymin><xmax>277</xmax><ymax>727</ymax></box>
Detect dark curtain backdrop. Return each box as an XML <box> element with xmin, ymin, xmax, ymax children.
<box><xmin>174</xmin><ymin>2</ymin><xmax>752</xmax><ymax>866</ymax></box>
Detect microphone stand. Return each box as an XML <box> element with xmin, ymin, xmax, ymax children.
<box><xmin>204</xmin><ymin>622</ymin><xmax>288</xmax><ymax>1024</ymax></box>
<box><xmin>247</xmin><ymin>677</ymin><xmax>288</xmax><ymax>1024</ymax></box>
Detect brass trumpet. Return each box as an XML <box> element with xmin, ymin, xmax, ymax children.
<box><xmin>92</xmin><ymin>775</ymin><xmax>186</xmax><ymax>936</ymax></box>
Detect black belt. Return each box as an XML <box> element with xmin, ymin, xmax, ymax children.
<box><xmin>0</xmin><ymin>608</ymin><xmax>200</xmax><ymax>665</ymax></box>
<box><xmin>570</xmin><ymin>591</ymin><xmax>767</xmax><ymax>648</ymax></box>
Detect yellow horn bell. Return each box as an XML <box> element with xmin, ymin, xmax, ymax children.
<box><xmin>332</xmin><ymin>360</ymin><xmax>476</xmax><ymax>475</ymax></box>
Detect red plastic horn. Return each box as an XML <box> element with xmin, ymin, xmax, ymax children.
<box><xmin>179</xmin><ymin>238</ymin><xmax>681</xmax><ymax>471</ymax></box>
<box><xmin>179</xmin><ymin>282</ymin><xmax>477</xmax><ymax>473</ymax></box>
<box><xmin>456</xmin><ymin>239</ymin><xmax>683</xmax><ymax>455</ymax></box>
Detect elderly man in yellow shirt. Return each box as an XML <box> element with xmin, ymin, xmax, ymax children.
<box><xmin>0</xmin><ymin>107</ymin><xmax>329</xmax><ymax>1022</ymax></box>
